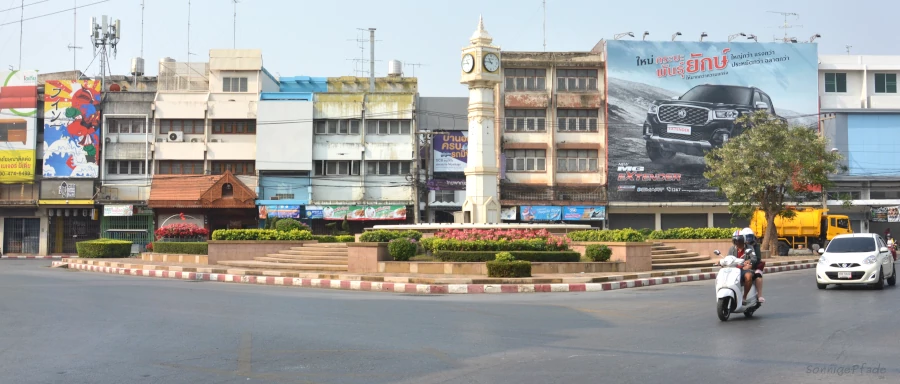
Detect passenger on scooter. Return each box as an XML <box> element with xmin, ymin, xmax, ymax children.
<box><xmin>741</xmin><ymin>227</ymin><xmax>765</xmax><ymax>303</ymax></box>
<box><xmin>723</xmin><ymin>230</ymin><xmax>758</xmax><ymax>304</ymax></box>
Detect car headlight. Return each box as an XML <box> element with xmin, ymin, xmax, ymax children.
<box><xmin>714</xmin><ymin>110</ymin><xmax>739</xmax><ymax>120</ymax></box>
<box><xmin>648</xmin><ymin>105</ymin><xmax>659</xmax><ymax>114</ymax></box>
<box><xmin>818</xmin><ymin>255</ymin><xmax>828</xmax><ymax>265</ymax></box>
<box><xmin>863</xmin><ymin>255</ymin><xmax>877</xmax><ymax>265</ymax></box>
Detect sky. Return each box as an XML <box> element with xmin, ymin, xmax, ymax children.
<box><xmin>1</xmin><ymin>0</ymin><xmax>898</xmax><ymax>97</ymax></box>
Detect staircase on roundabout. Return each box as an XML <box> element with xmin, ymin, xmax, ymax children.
<box><xmin>651</xmin><ymin>242</ymin><xmax>713</xmax><ymax>270</ymax></box>
<box><xmin>217</xmin><ymin>243</ymin><xmax>349</xmax><ymax>272</ymax></box>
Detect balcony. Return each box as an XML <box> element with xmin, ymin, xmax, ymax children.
<box><xmin>500</xmin><ymin>185</ymin><xmax>607</xmax><ymax>204</ymax></box>
<box><xmin>868</xmin><ymin>94</ymin><xmax>900</xmax><ymax>109</ymax></box>
<box><xmin>820</xmin><ymin>95</ymin><xmax>863</xmax><ymax>109</ymax></box>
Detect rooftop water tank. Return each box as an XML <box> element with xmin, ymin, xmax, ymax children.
<box><xmin>131</xmin><ymin>57</ymin><xmax>145</xmax><ymax>76</ymax></box>
<box><xmin>388</xmin><ymin>60</ymin><xmax>402</xmax><ymax>77</ymax></box>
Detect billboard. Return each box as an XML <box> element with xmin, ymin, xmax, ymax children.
<box><xmin>43</xmin><ymin>80</ymin><xmax>103</xmax><ymax>178</ymax></box>
<box><xmin>606</xmin><ymin>41</ymin><xmax>819</xmax><ymax>202</ymax></box>
<box><xmin>0</xmin><ymin>70</ymin><xmax>38</xmax><ymax>183</ymax></box>
<box><xmin>258</xmin><ymin>205</ymin><xmax>303</xmax><ymax>219</ymax></box>
<box><xmin>305</xmin><ymin>205</ymin><xmax>407</xmax><ymax>221</ymax></box>
<box><xmin>433</xmin><ymin>131</ymin><xmax>467</xmax><ymax>172</ymax></box>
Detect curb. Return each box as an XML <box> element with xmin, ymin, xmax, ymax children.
<box><xmin>52</xmin><ymin>261</ymin><xmax>818</xmax><ymax>294</ymax></box>
<box><xmin>2</xmin><ymin>256</ymin><xmax>77</xmax><ymax>260</ymax></box>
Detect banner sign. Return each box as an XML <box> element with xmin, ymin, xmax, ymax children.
<box><xmin>871</xmin><ymin>207</ymin><xmax>900</xmax><ymax>222</ymax></box>
<box><xmin>43</xmin><ymin>80</ymin><xmax>103</xmax><ymax>178</ymax></box>
<box><xmin>258</xmin><ymin>205</ymin><xmax>302</xmax><ymax>219</ymax></box>
<box><xmin>103</xmin><ymin>205</ymin><xmax>134</xmax><ymax>217</ymax></box>
<box><xmin>306</xmin><ymin>205</ymin><xmax>407</xmax><ymax>221</ymax></box>
<box><xmin>500</xmin><ymin>207</ymin><xmax>517</xmax><ymax>220</ymax></box>
<box><xmin>605</xmin><ymin>40</ymin><xmax>819</xmax><ymax>202</ymax></box>
<box><xmin>0</xmin><ymin>70</ymin><xmax>38</xmax><ymax>184</ymax></box>
<box><xmin>520</xmin><ymin>206</ymin><xmax>562</xmax><ymax>222</ymax></box>
<box><xmin>427</xmin><ymin>179</ymin><xmax>466</xmax><ymax>191</ymax></box>
<box><xmin>433</xmin><ymin>131</ymin><xmax>468</xmax><ymax>172</ymax></box>
<box><xmin>563</xmin><ymin>206</ymin><xmax>606</xmax><ymax>221</ymax></box>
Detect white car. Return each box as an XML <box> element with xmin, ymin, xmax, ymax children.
<box><xmin>816</xmin><ymin>233</ymin><xmax>896</xmax><ymax>290</ymax></box>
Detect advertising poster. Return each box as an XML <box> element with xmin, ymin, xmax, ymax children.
<box><xmin>433</xmin><ymin>131</ymin><xmax>468</xmax><ymax>173</ymax></box>
<box><xmin>606</xmin><ymin>41</ymin><xmax>819</xmax><ymax>202</ymax></box>
<box><xmin>260</xmin><ymin>205</ymin><xmax>302</xmax><ymax>219</ymax></box>
<box><xmin>309</xmin><ymin>205</ymin><xmax>407</xmax><ymax>221</ymax></box>
<box><xmin>871</xmin><ymin>207</ymin><xmax>900</xmax><ymax>223</ymax></box>
<box><xmin>520</xmin><ymin>206</ymin><xmax>562</xmax><ymax>222</ymax></box>
<box><xmin>103</xmin><ymin>205</ymin><xmax>134</xmax><ymax>217</ymax></box>
<box><xmin>43</xmin><ymin>80</ymin><xmax>103</xmax><ymax>178</ymax></box>
<box><xmin>563</xmin><ymin>206</ymin><xmax>606</xmax><ymax>221</ymax></box>
<box><xmin>0</xmin><ymin>70</ymin><xmax>38</xmax><ymax>183</ymax></box>
<box><xmin>500</xmin><ymin>207</ymin><xmax>517</xmax><ymax>220</ymax></box>
<box><xmin>427</xmin><ymin>179</ymin><xmax>466</xmax><ymax>191</ymax></box>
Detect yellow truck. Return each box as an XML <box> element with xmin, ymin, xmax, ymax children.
<box><xmin>749</xmin><ymin>208</ymin><xmax>853</xmax><ymax>256</ymax></box>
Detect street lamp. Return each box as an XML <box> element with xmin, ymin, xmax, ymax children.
<box><xmin>810</xmin><ymin>33</ymin><xmax>821</xmax><ymax>43</ymax></box>
<box><xmin>614</xmin><ymin>32</ymin><xmax>635</xmax><ymax>40</ymax></box>
<box><xmin>671</xmin><ymin>32</ymin><xmax>681</xmax><ymax>41</ymax></box>
<box><xmin>700</xmin><ymin>32</ymin><xmax>708</xmax><ymax>42</ymax></box>
<box><xmin>728</xmin><ymin>33</ymin><xmax>746</xmax><ymax>42</ymax></box>
<box><xmin>642</xmin><ymin>31</ymin><xmax>650</xmax><ymax>41</ymax></box>
<box><xmin>747</xmin><ymin>34</ymin><xmax>758</xmax><ymax>42</ymax></box>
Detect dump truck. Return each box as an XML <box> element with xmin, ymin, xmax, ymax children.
<box><xmin>749</xmin><ymin>208</ymin><xmax>853</xmax><ymax>256</ymax></box>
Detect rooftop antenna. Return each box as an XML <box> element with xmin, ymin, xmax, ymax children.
<box><xmin>404</xmin><ymin>62</ymin><xmax>427</xmax><ymax>77</ymax></box>
<box><xmin>89</xmin><ymin>14</ymin><xmax>121</xmax><ymax>94</ymax></box>
<box><xmin>232</xmin><ymin>0</ymin><xmax>239</xmax><ymax>48</ymax></box>
<box><xmin>845</xmin><ymin>45</ymin><xmax>852</xmax><ymax>55</ymax></box>
<box><xmin>187</xmin><ymin>0</ymin><xmax>191</xmax><ymax>64</ymax></box>
<box><xmin>768</xmin><ymin>11</ymin><xmax>801</xmax><ymax>42</ymax></box>
<box><xmin>346</xmin><ymin>28</ymin><xmax>381</xmax><ymax>77</ymax></box>
<box><xmin>542</xmin><ymin>0</ymin><xmax>546</xmax><ymax>51</ymax></box>
<box><xmin>68</xmin><ymin>0</ymin><xmax>83</xmax><ymax>80</ymax></box>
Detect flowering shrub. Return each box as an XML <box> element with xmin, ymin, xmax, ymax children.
<box><xmin>359</xmin><ymin>230</ymin><xmax>422</xmax><ymax>243</ymax></box>
<box><xmin>274</xmin><ymin>218</ymin><xmax>311</xmax><ymax>233</ymax></box>
<box><xmin>429</xmin><ymin>237</ymin><xmax>570</xmax><ymax>252</ymax></box>
<box><xmin>145</xmin><ymin>243</ymin><xmax>153</xmax><ymax>252</ymax></box>
<box><xmin>434</xmin><ymin>228</ymin><xmax>555</xmax><ymax>242</ymax></box>
<box><xmin>155</xmin><ymin>223</ymin><xmax>209</xmax><ymax>240</ymax></box>
<box><xmin>211</xmin><ymin>229</ymin><xmax>313</xmax><ymax>241</ymax></box>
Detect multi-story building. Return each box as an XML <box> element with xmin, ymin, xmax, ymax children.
<box><xmin>820</xmin><ymin>54</ymin><xmax>900</xmax><ymax>234</ymax></box>
<box><xmin>495</xmin><ymin>47</ymin><xmax>608</xmax><ymax>227</ymax></box>
<box><xmin>416</xmin><ymin>96</ymin><xmax>468</xmax><ymax>223</ymax></box>
<box><xmin>148</xmin><ymin>49</ymin><xmax>275</xmax><ymax>231</ymax></box>
<box><xmin>0</xmin><ymin>70</ymin><xmax>40</xmax><ymax>255</ymax></box>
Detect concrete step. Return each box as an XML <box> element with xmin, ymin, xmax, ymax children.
<box><xmin>218</xmin><ymin>260</ymin><xmax>348</xmax><ymax>272</ymax></box>
<box><xmin>652</xmin><ymin>246</ymin><xmax>676</xmax><ymax>251</ymax></box>
<box><xmin>651</xmin><ymin>248</ymin><xmax>685</xmax><ymax>256</ymax></box>
<box><xmin>652</xmin><ymin>255</ymin><xmax>709</xmax><ymax>264</ymax></box>
<box><xmin>267</xmin><ymin>254</ymin><xmax>349</xmax><ymax>261</ymax></box>
<box><xmin>280</xmin><ymin>249</ymin><xmax>348</xmax><ymax>256</ymax></box>
<box><xmin>652</xmin><ymin>259</ymin><xmax>717</xmax><ymax>270</ymax></box>
<box><xmin>255</xmin><ymin>257</ymin><xmax>348</xmax><ymax>265</ymax></box>
<box><xmin>652</xmin><ymin>252</ymin><xmax>701</xmax><ymax>260</ymax></box>
<box><xmin>299</xmin><ymin>243</ymin><xmax>349</xmax><ymax>249</ymax></box>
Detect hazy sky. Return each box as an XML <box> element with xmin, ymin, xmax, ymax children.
<box><xmin>2</xmin><ymin>0</ymin><xmax>897</xmax><ymax>96</ymax></box>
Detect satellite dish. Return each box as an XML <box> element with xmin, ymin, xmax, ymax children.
<box><xmin>109</xmin><ymin>84</ymin><xmax>121</xmax><ymax>92</ymax></box>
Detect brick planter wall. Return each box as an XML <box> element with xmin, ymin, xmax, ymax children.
<box><xmin>207</xmin><ymin>240</ymin><xmax>318</xmax><ymax>265</ymax></box>
<box><xmin>571</xmin><ymin>242</ymin><xmax>653</xmax><ymax>272</ymax></box>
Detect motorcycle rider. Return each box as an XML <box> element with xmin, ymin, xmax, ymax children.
<box><xmin>716</xmin><ymin>230</ymin><xmax>758</xmax><ymax>304</ymax></box>
<box><xmin>740</xmin><ymin>227</ymin><xmax>765</xmax><ymax>303</ymax></box>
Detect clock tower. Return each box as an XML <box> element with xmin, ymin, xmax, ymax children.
<box><xmin>460</xmin><ymin>16</ymin><xmax>502</xmax><ymax>224</ymax></box>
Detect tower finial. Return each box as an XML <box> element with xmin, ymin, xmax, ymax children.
<box><xmin>470</xmin><ymin>15</ymin><xmax>492</xmax><ymax>44</ymax></box>
<box><xmin>478</xmin><ymin>15</ymin><xmax>484</xmax><ymax>31</ymax></box>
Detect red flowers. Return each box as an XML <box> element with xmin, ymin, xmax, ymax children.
<box><xmin>435</xmin><ymin>228</ymin><xmax>557</xmax><ymax>242</ymax></box>
<box><xmin>155</xmin><ymin>223</ymin><xmax>209</xmax><ymax>240</ymax></box>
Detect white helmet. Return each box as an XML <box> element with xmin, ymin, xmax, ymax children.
<box><xmin>740</xmin><ymin>227</ymin><xmax>757</xmax><ymax>245</ymax></box>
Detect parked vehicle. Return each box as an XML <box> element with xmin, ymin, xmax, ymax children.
<box><xmin>815</xmin><ymin>233</ymin><xmax>896</xmax><ymax>290</ymax></box>
<box><xmin>749</xmin><ymin>207</ymin><xmax>853</xmax><ymax>256</ymax></box>
<box><xmin>643</xmin><ymin>84</ymin><xmax>785</xmax><ymax>162</ymax></box>
<box><xmin>713</xmin><ymin>250</ymin><xmax>762</xmax><ymax>321</ymax></box>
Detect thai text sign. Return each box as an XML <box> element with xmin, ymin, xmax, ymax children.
<box><xmin>104</xmin><ymin>205</ymin><xmax>134</xmax><ymax>216</ymax></box>
<box><xmin>0</xmin><ymin>70</ymin><xmax>38</xmax><ymax>183</ymax></box>
<box><xmin>433</xmin><ymin>131</ymin><xmax>468</xmax><ymax>172</ymax></box>
<box><xmin>307</xmin><ymin>205</ymin><xmax>407</xmax><ymax>221</ymax></box>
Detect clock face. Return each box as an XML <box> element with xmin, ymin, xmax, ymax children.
<box><xmin>461</xmin><ymin>54</ymin><xmax>475</xmax><ymax>73</ymax></box>
<box><xmin>483</xmin><ymin>53</ymin><xmax>500</xmax><ymax>72</ymax></box>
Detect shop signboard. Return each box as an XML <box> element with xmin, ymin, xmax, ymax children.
<box><xmin>0</xmin><ymin>70</ymin><xmax>38</xmax><ymax>184</ymax></box>
<box><xmin>258</xmin><ymin>205</ymin><xmax>302</xmax><ymax>219</ymax></box>
<box><xmin>563</xmin><ymin>206</ymin><xmax>606</xmax><ymax>221</ymax></box>
<box><xmin>305</xmin><ymin>205</ymin><xmax>407</xmax><ymax>221</ymax></box>
<box><xmin>520</xmin><ymin>206</ymin><xmax>562</xmax><ymax>222</ymax></box>
<box><xmin>433</xmin><ymin>131</ymin><xmax>468</xmax><ymax>172</ymax></box>
<box><xmin>871</xmin><ymin>207</ymin><xmax>900</xmax><ymax>222</ymax></box>
<box><xmin>103</xmin><ymin>205</ymin><xmax>134</xmax><ymax>217</ymax></box>
<box><xmin>427</xmin><ymin>179</ymin><xmax>466</xmax><ymax>191</ymax></box>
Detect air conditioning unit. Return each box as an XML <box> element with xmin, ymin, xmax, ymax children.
<box><xmin>105</xmin><ymin>136</ymin><xmax>116</xmax><ymax>144</ymax></box>
<box><xmin>209</xmin><ymin>139</ymin><xmax>219</xmax><ymax>143</ymax></box>
<box><xmin>270</xmin><ymin>196</ymin><xmax>280</xmax><ymax>200</ymax></box>
<box><xmin>167</xmin><ymin>131</ymin><xmax>184</xmax><ymax>142</ymax></box>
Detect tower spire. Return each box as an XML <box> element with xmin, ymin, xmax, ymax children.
<box><xmin>470</xmin><ymin>15</ymin><xmax>492</xmax><ymax>44</ymax></box>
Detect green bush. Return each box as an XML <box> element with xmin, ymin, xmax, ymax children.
<box><xmin>419</xmin><ymin>237</ymin><xmax>437</xmax><ymax>252</ymax></box>
<box><xmin>388</xmin><ymin>238</ymin><xmax>418</xmax><ymax>261</ymax></box>
<box><xmin>266</xmin><ymin>217</ymin><xmax>280</xmax><ymax>230</ymax></box>
<box><xmin>567</xmin><ymin>229</ymin><xmax>646</xmax><ymax>243</ymax></box>
<box><xmin>274</xmin><ymin>218</ymin><xmax>310</xmax><ymax>232</ymax></box>
<box><xmin>152</xmin><ymin>242</ymin><xmax>208</xmax><ymax>255</ymax></box>
<box><xmin>359</xmin><ymin>230</ymin><xmax>422</xmax><ymax>243</ymax></box>
<box><xmin>637</xmin><ymin>228</ymin><xmax>654</xmax><ymax>237</ymax></box>
<box><xmin>434</xmin><ymin>250</ymin><xmax>580</xmax><ymax>263</ymax></box>
<box><xmin>312</xmin><ymin>235</ymin><xmax>355</xmax><ymax>243</ymax></box>
<box><xmin>585</xmin><ymin>244</ymin><xmax>612</xmax><ymax>262</ymax></box>
<box><xmin>495</xmin><ymin>252</ymin><xmax>515</xmax><ymax>262</ymax></box>
<box><xmin>211</xmin><ymin>229</ymin><xmax>313</xmax><ymax>241</ymax></box>
<box><xmin>487</xmin><ymin>260</ymin><xmax>532</xmax><ymax>278</ymax></box>
<box><xmin>76</xmin><ymin>239</ymin><xmax>133</xmax><ymax>258</ymax></box>
<box><xmin>429</xmin><ymin>238</ymin><xmax>569</xmax><ymax>252</ymax></box>
<box><xmin>647</xmin><ymin>227</ymin><xmax>739</xmax><ymax>240</ymax></box>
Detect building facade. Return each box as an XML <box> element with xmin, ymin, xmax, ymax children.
<box><xmin>417</xmin><ymin>96</ymin><xmax>468</xmax><ymax>223</ymax></box>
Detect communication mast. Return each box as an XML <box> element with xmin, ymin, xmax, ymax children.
<box><xmin>768</xmin><ymin>11</ymin><xmax>802</xmax><ymax>43</ymax></box>
<box><xmin>89</xmin><ymin>15</ymin><xmax>121</xmax><ymax>92</ymax></box>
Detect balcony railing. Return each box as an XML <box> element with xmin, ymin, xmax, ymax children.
<box><xmin>500</xmin><ymin>186</ymin><xmax>607</xmax><ymax>202</ymax></box>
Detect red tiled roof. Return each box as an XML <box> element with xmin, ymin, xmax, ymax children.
<box><xmin>148</xmin><ymin>171</ymin><xmax>256</xmax><ymax>209</ymax></box>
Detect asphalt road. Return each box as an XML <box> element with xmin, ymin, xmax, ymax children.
<box><xmin>2</xmin><ymin>260</ymin><xmax>899</xmax><ymax>384</ymax></box>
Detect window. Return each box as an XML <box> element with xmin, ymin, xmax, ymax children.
<box><xmin>504</xmin><ymin>149</ymin><xmax>546</xmax><ymax>172</ymax></box>
<box><xmin>157</xmin><ymin>160</ymin><xmax>204</xmax><ymax>175</ymax></box>
<box><xmin>824</xmin><ymin>73</ymin><xmax>847</xmax><ymax>93</ymax></box>
<box><xmin>314</xmin><ymin>119</ymin><xmax>361</xmax><ymax>135</ymax></box>
<box><xmin>211</xmin><ymin>161</ymin><xmax>255</xmax><ymax>175</ymax></box>
<box><xmin>557</xmin><ymin>69</ymin><xmax>598</xmax><ymax>91</ymax></box>
<box><xmin>365</xmin><ymin>120</ymin><xmax>411</xmax><ymax>135</ymax></box>
<box><xmin>222</xmin><ymin>183</ymin><xmax>234</xmax><ymax>198</ymax></box>
<box><xmin>826</xmin><ymin>191</ymin><xmax>861</xmax><ymax>200</ymax></box>
<box><xmin>837</xmin><ymin>219</ymin><xmax>850</xmax><ymax>229</ymax></box>
<box><xmin>158</xmin><ymin>119</ymin><xmax>204</xmax><ymax>134</ymax></box>
<box><xmin>870</xmin><ymin>190</ymin><xmax>900</xmax><ymax>199</ymax></box>
<box><xmin>505</xmin><ymin>68</ymin><xmax>546</xmax><ymax>92</ymax></box>
<box><xmin>557</xmin><ymin>149</ymin><xmax>599</xmax><ymax>172</ymax></box>
<box><xmin>314</xmin><ymin>160</ymin><xmax>361</xmax><ymax>176</ymax></box>
<box><xmin>366</xmin><ymin>161</ymin><xmax>412</xmax><ymax>176</ymax></box>
<box><xmin>825</xmin><ymin>237</ymin><xmax>875</xmax><ymax>253</ymax></box>
<box><xmin>557</xmin><ymin>109</ymin><xmax>599</xmax><ymax>132</ymax></box>
<box><xmin>106</xmin><ymin>160</ymin><xmax>146</xmax><ymax>175</ymax></box>
<box><xmin>222</xmin><ymin>77</ymin><xmax>249</xmax><ymax>92</ymax></box>
<box><xmin>434</xmin><ymin>190</ymin><xmax>455</xmax><ymax>203</ymax></box>
<box><xmin>107</xmin><ymin>118</ymin><xmax>146</xmax><ymax>134</ymax></box>
<box><xmin>505</xmin><ymin>109</ymin><xmax>546</xmax><ymax>132</ymax></box>
<box><xmin>875</xmin><ymin>73</ymin><xmax>897</xmax><ymax>94</ymax></box>
<box><xmin>212</xmin><ymin>120</ymin><xmax>257</xmax><ymax>134</ymax></box>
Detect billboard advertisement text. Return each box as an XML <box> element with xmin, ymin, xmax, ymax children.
<box><xmin>306</xmin><ymin>205</ymin><xmax>407</xmax><ymax>221</ymax></box>
<box><xmin>433</xmin><ymin>131</ymin><xmax>467</xmax><ymax>173</ymax></box>
<box><xmin>0</xmin><ymin>70</ymin><xmax>38</xmax><ymax>183</ymax></box>
<box><xmin>606</xmin><ymin>41</ymin><xmax>819</xmax><ymax>202</ymax></box>
<box><xmin>43</xmin><ymin>80</ymin><xmax>102</xmax><ymax>178</ymax></box>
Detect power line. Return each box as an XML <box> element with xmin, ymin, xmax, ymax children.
<box><xmin>0</xmin><ymin>0</ymin><xmax>46</xmax><ymax>14</ymax></box>
<box><xmin>0</xmin><ymin>0</ymin><xmax>109</xmax><ymax>27</ymax></box>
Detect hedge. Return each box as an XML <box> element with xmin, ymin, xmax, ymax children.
<box><xmin>388</xmin><ymin>238</ymin><xmax>417</xmax><ymax>261</ymax></box>
<box><xmin>586</xmin><ymin>244</ymin><xmax>612</xmax><ymax>262</ymax></box>
<box><xmin>359</xmin><ymin>230</ymin><xmax>422</xmax><ymax>243</ymax></box>
<box><xmin>434</xmin><ymin>250</ymin><xmax>580</xmax><ymax>263</ymax></box>
<box><xmin>567</xmin><ymin>229</ymin><xmax>646</xmax><ymax>243</ymax></box>
<box><xmin>274</xmin><ymin>218</ymin><xmax>310</xmax><ymax>232</ymax></box>
<box><xmin>76</xmin><ymin>239</ymin><xmax>133</xmax><ymax>258</ymax></box>
<box><xmin>647</xmin><ymin>227</ymin><xmax>739</xmax><ymax>240</ymax></box>
<box><xmin>429</xmin><ymin>238</ymin><xmax>569</xmax><ymax>252</ymax></box>
<box><xmin>211</xmin><ymin>229</ymin><xmax>313</xmax><ymax>241</ymax></box>
<box><xmin>312</xmin><ymin>235</ymin><xmax>355</xmax><ymax>243</ymax></box>
<box><xmin>152</xmin><ymin>242</ymin><xmax>208</xmax><ymax>255</ymax></box>
<box><xmin>486</xmin><ymin>260</ymin><xmax>532</xmax><ymax>278</ymax></box>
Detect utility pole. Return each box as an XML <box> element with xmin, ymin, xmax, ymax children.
<box><xmin>68</xmin><ymin>0</ymin><xmax>82</xmax><ymax>80</ymax></box>
<box><xmin>369</xmin><ymin>28</ymin><xmax>375</xmax><ymax>92</ymax></box>
<box><xmin>846</xmin><ymin>45</ymin><xmax>852</xmax><ymax>55</ymax></box>
<box><xmin>233</xmin><ymin>0</ymin><xmax>239</xmax><ymax>49</ymax></box>
<box><xmin>18</xmin><ymin>0</ymin><xmax>24</xmax><ymax>69</ymax></box>
<box><xmin>542</xmin><ymin>0</ymin><xmax>546</xmax><ymax>51</ymax></box>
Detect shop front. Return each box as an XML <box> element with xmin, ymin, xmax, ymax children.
<box><xmin>147</xmin><ymin>171</ymin><xmax>258</xmax><ymax>234</ymax></box>
<box><xmin>39</xmin><ymin>179</ymin><xmax>100</xmax><ymax>254</ymax></box>
<box><xmin>101</xmin><ymin>204</ymin><xmax>154</xmax><ymax>253</ymax></box>
<box><xmin>0</xmin><ymin>207</ymin><xmax>41</xmax><ymax>255</ymax></box>
<box><xmin>502</xmin><ymin>205</ymin><xmax>606</xmax><ymax>228</ymax></box>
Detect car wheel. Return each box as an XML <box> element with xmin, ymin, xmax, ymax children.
<box><xmin>777</xmin><ymin>241</ymin><xmax>790</xmax><ymax>256</ymax></box>
<box><xmin>647</xmin><ymin>143</ymin><xmax>676</xmax><ymax>163</ymax></box>
<box><xmin>888</xmin><ymin>265</ymin><xmax>897</xmax><ymax>287</ymax></box>
<box><xmin>871</xmin><ymin>267</ymin><xmax>884</xmax><ymax>290</ymax></box>
<box><xmin>817</xmin><ymin>282</ymin><xmax>827</xmax><ymax>290</ymax></box>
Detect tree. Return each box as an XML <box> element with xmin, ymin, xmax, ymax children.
<box><xmin>704</xmin><ymin>111</ymin><xmax>843</xmax><ymax>254</ymax></box>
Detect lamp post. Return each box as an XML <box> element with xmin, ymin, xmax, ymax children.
<box><xmin>747</xmin><ymin>34</ymin><xmax>758</xmax><ymax>42</ymax></box>
<box><xmin>614</xmin><ymin>32</ymin><xmax>634</xmax><ymax>40</ymax></box>
<box><xmin>728</xmin><ymin>33</ymin><xmax>746</xmax><ymax>42</ymax></box>
<box><xmin>809</xmin><ymin>34</ymin><xmax>821</xmax><ymax>43</ymax></box>
<box><xmin>700</xmin><ymin>32</ymin><xmax>708</xmax><ymax>42</ymax></box>
<box><xmin>642</xmin><ymin>31</ymin><xmax>650</xmax><ymax>41</ymax></box>
<box><xmin>671</xmin><ymin>32</ymin><xmax>681</xmax><ymax>41</ymax></box>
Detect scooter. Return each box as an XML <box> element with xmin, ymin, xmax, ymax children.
<box><xmin>713</xmin><ymin>250</ymin><xmax>762</xmax><ymax>321</ymax></box>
